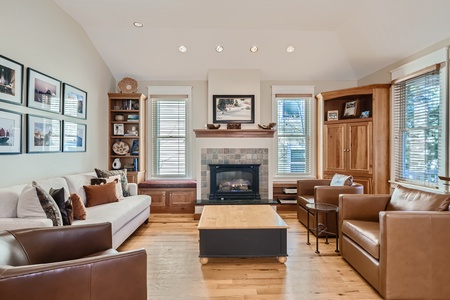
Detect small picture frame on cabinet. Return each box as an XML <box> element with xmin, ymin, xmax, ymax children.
<box><xmin>113</xmin><ymin>123</ymin><xmax>124</xmax><ymax>136</ymax></box>
<box><xmin>327</xmin><ymin>110</ymin><xmax>339</xmax><ymax>121</ymax></box>
<box><xmin>343</xmin><ymin>100</ymin><xmax>359</xmax><ymax>118</ymax></box>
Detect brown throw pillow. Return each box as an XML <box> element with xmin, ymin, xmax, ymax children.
<box><xmin>83</xmin><ymin>181</ymin><xmax>118</xmax><ymax>207</ymax></box>
<box><xmin>70</xmin><ymin>193</ymin><xmax>87</xmax><ymax>220</ymax></box>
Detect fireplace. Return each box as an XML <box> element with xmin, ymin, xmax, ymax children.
<box><xmin>209</xmin><ymin>164</ymin><xmax>261</xmax><ymax>200</ymax></box>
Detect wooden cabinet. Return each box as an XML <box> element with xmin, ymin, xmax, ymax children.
<box><xmin>108</xmin><ymin>93</ymin><xmax>147</xmax><ymax>184</ymax></box>
<box><xmin>317</xmin><ymin>84</ymin><xmax>390</xmax><ymax>194</ymax></box>
<box><xmin>139</xmin><ymin>188</ymin><xmax>196</xmax><ymax>213</ymax></box>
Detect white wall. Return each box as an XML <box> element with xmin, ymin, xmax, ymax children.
<box><xmin>0</xmin><ymin>0</ymin><xmax>115</xmax><ymax>188</ymax></box>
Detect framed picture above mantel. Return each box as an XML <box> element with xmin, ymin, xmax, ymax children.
<box><xmin>212</xmin><ymin>95</ymin><xmax>255</xmax><ymax>124</ymax></box>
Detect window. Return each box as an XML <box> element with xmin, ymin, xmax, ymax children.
<box><xmin>148</xmin><ymin>86</ymin><xmax>192</xmax><ymax>178</ymax></box>
<box><xmin>272</xmin><ymin>86</ymin><xmax>315</xmax><ymax>176</ymax></box>
<box><xmin>391</xmin><ymin>48</ymin><xmax>448</xmax><ymax>189</ymax></box>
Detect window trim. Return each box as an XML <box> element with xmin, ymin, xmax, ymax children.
<box><xmin>390</xmin><ymin>47</ymin><xmax>449</xmax><ymax>191</ymax></box>
<box><xmin>147</xmin><ymin>86</ymin><xmax>193</xmax><ymax>179</ymax></box>
<box><xmin>271</xmin><ymin>85</ymin><xmax>316</xmax><ymax>180</ymax></box>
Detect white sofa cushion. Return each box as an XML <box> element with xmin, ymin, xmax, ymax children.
<box><xmin>0</xmin><ymin>217</ymin><xmax>53</xmax><ymax>230</ymax></box>
<box><xmin>63</xmin><ymin>172</ymin><xmax>97</xmax><ymax>205</ymax></box>
<box><xmin>0</xmin><ymin>185</ymin><xmax>26</xmax><ymax>218</ymax></box>
<box><xmin>72</xmin><ymin>195</ymin><xmax>150</xmax><ymax>235</ymax></box>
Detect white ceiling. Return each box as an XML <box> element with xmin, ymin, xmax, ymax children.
<box><xmin>54</xmin><ymin>0</ymin><xmax>450</xmax><ymax>81</ymax></box>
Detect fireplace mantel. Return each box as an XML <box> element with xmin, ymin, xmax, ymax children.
<box><xmin>194</xmin><ymin>129</ymin><xmax>275</xmax><ymax>138</ymax></box>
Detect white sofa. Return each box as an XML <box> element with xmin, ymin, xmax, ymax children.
<box><xmin>0</xmin><ymin>172</ymin><xmax>151</xmax><ymax>249</ymax></box>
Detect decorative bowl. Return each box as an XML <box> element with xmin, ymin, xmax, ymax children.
<box><xmin>112</xmin><ymin>141</ymin><xmax>130</xmax><ymax>155</ymax></box>
<box><xmin>115</xmin><ymin>114</ymin><xmax>125</xmax><ymax>121</ymax></box>
<box><xmin>206</xmin><ymin>124</ymin><xmax>221</xmax><ymax>129</ymax></box>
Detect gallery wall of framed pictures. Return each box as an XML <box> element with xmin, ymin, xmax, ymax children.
<box><xmin>0</xmin><ymin>54</ymin><xmax>88</xmax><ymax>155</ymax></box>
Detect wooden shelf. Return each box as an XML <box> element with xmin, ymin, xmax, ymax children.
<box><xmin>194</xmin><ymin>129</ymin><xmax>275</xmax><ymax>138</ymax></box>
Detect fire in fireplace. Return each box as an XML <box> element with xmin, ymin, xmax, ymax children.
<box><xmin>209</xmin><ymin>164</ymin><xmax>260</xmax><ymax>200</ymax></box>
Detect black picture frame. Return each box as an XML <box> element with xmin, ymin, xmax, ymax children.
<box><xmin>63</xmin><ymin>83</ymin><xmax>87</xmax><ymax>119</ymax></box>
<box><xmin>0</xmin><ymin>109</ymin><xmax>22</xmax><ymax>154</ymax></box>
<box><xmin>213</xmin><ymin>95</ymin><xmax>255</xmax><ymax>124</ymax></box>
<box><xmin>27</xmin><ymin>68</ymin><xmax>62</xmax><ymax>114</ymax></box>
<box><xmin>26</xmin><ymin>114</ymin><xmax>61</xmax><ymax>153</ymax></box>
<box><xmin>0</xmin><ymin>55</ymin><xmax>24</xmax><ymax>105</ymax></box>
<box><xmin>63</xmin><ymin>121</ymin><xmax>86</xmax><ymax>152</ymax></box>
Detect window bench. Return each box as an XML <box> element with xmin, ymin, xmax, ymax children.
<box><xmin>138</xmin><ymin>180</ymin><xmax>196</xmax><ymax>213</ymax></box>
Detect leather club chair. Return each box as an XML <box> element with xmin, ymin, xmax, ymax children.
<box><xmin>297</xmin><ymin>178</ymin><xmax>363</xmax><ymax>236</ymax></box>
<box><xmin>0</xmin><ymin>222</ymin><xmax>147</xmax><ymax>300</ymax></box>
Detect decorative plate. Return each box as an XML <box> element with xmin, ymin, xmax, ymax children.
<box><xmin>117</xmin><ymin>77</ymin><xmax>138</xmax><ymax>93</ymax></box>
<box><xmin>112</xmin><ymin>141</ymin><xmax>130</xmax><ymax>155</ymax></box>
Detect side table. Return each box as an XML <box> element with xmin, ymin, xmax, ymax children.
<box><xmin>306</xmin><ymin>203</ymin><xmax>339</xmax><ymax>254</ymax></box>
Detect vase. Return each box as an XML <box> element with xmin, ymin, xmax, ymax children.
<box><xmin>112</xmin><ymin>158</ymin><xmax>121</xmax><ymax>170</ymax></box>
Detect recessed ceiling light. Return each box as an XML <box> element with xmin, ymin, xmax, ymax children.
<box><xmin>216</xmin><ymin>45</ymin><xmax>224</xmax><ymax>53</ymax></box>
<box><xmin>133</xmin><ymin>22</ymin><xmax>144</xmax><ymax>28</ymax></box>
<box><xmin>178</xmin><ymin>45</ymin><xmax>187</xmax><ymax>53</ymax></box>
<box><xmin>287</xmin><ymin>46</ymin><xmax>295</xmax><ymax>53</ymax></box>
<box><xmin>250</xmin><ymin>46</ymin><xmax>258</xmax><ymax>53</ymax></box>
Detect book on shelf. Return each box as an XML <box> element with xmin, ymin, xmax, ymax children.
<box><xmin>282</xmin><ymin>188</ymin><xmax>297</xmax><ymax>194</ymax></box>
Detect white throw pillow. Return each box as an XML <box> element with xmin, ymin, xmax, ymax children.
<box><xmin>330</xmin><ymin>174</ymin><xmax>353</xmax><ymax>186</ymax></box>
<box><xmin>106</xmin><ymin>175</ymin><xmax>124</xmax><ymax>200</ymax></box>
<box><xmin>17</xmin><ymin>183</ymin><xmax>46</xmax><ymax>219</ymax></box>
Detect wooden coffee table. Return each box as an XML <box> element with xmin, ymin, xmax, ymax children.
<box><xmin>197</xmin><ymin>205</ymin><xmax>289</xmax><ymax>264</ymax></box>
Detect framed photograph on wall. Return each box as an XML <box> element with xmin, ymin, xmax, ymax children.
<box><xmin>27</xmin><ymin>114</ymin><xmax>61</xmax><ymax>153</ymax></box>
<box><xmin>212</xmin><ymin>95</ymin><xmax>255</xmax><ymax>124</ymax></box>
<box><xmin>343</xmin><ymin>100</ymin><xmax>359</xmax><ymax>118</ymax></box>
<box><xmin>0</xmin><ymin>55</ymin><xmax>24</xmax><ymax>105</ymax></box>
<box><xmin>0</xmin><ymin>109</ymin><xmax>22</xmax><ymax>154</ymax></box>
<box><xmin>27</xmin><ymin>68</ymin><xmax>62</xmax><ymax>114</ymax></box>
<box><xmin>63</xmin><ymin>83</ymin><xmax>87</xmax><ymax>119</ymax></box>
<box><xmin>63</xmin><ymin>121</ymin><xmax>86</xmax><ymax>152</ymax></box>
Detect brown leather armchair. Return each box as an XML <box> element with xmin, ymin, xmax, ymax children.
<box><xmin>339</xmin><ymin>186</ymin><xmax>450</xmax><ymax>299</ymax></box>
<box><xmin>0</xmin><ymin>223</ymin><xmax>147</xmax><ymax>300</ymax></box>
<box><xmin>297</xmin><ymin>179</ymin><xmax>363</xmax><ymax>235</ymax></box>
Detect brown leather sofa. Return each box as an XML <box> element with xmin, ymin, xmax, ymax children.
<box><xmin>0</xmin><ymin>223</ymin><xmax>147</xmax><ymax>300</ymax></box>
<box><xmin>297</xmin><ymin>179</ymin><xmax>363</xmax><ymax>235</ymax></box>
<box><xmin>339</xmin><ymin>185</ymin><xmax>450</xmax><ymax>299</ymax></box>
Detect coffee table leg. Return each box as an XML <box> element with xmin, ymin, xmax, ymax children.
<box><xmin>278</xmin><ymin>256</ymin><xmax>288</xmax><ymax>264</ymax></box>
<box><xmin>199</xmin><ymin>257</ymin><xmax>209</xmax><ymax>265</ymax></box>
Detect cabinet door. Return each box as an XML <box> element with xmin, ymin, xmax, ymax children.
<box><xmin>347</xmin><ymin>122</ymin><xmax>372</xmax><ymax>175</ymax></box>
<box><xmin>140</xmin><ymin>189</ymin><xmax>166</xmax><ymax>207</ymax></box>
<box><xmin>323</xmin><ymin>124</ymin><xmax>346</xmax><ymax>172</ymax></box>
<box><xmin>352</xmin><ymin>177</ymin><xmax>373</xmax><ymax>194</ymax></box>
<box><xmin>168</xmin><ymin>190</ymin><xmax>195</xmax><ymax>213</ymax></box>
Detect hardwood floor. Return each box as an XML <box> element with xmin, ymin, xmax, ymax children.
<box><xmin>118</xmin><ymin>212</ymin><xmax>382</xmax><ymax>300</ymax></box>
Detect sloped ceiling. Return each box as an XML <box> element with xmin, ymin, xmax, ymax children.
<box><xmin>54</xmin><ymin>0</ymin><xmax>450</xmax><ymax>81</ymax></box>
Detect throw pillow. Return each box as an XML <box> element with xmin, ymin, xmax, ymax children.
<box><xmin>65</xmin><ymin>199</ymin><xmax>73</xmax><ymax>224</ymax></box>
<box><xmin>71</xmin><ymin>193</ymin><xmax>87</xmax><ymax>220</ymax></box>
<box><xmin>32</xmin><ymin>182</ymin><xmax>63</xmax><ymax>226</ymax></box>
<box><xmin>90</xmin><ymin>175</ymin><xmax>124</xmax><ymax>200</ymax></box>
<box><xmin>83</xmin><ymin>181</ymin><xmax>119</xmax><ymax>207</ymax></box>
<box><xmin>95</xmin><ymin>168</ymin><xmax>129</xmax><ymax>197</ymax></box>
<box><xmin>49</xmin><ymin>187</ymin><xmax>71</xmax><ymax>226</ymax></box>
<box><xmin>387</xmin><ymin>185</ymin><xmax>450</xmax><ymax>211</ymax></box>
<box><xmin>330</xmin><ymin>174</ymin><xmax>353</xmax><ymax>186</ymax></box>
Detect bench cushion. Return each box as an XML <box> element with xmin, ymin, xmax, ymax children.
<box><xmin>341</xmin><ymin>220</ymin><xmax>380</xmax><ymax>259</ymax></box>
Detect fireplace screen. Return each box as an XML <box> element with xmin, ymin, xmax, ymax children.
<box><xmin>209</xmin><ymin>164</ymin><xmax>260</xmax><ymax>200</ymax></box>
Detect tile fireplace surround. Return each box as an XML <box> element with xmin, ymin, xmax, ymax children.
<box><xmin>194</xmin><ymin>129</ymin><xmax>275</xmax><ymax>200</ymax></box>
<box><xmin>200</xmin><ymin>148</ymin><xmax>269</xmax><ymax>199</ymax></box>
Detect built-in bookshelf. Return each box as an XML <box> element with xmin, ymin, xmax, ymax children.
<box><xmin>108</xmin><ymin>93</ymin><xmax>147</xmax><ymax>183</ymax></box>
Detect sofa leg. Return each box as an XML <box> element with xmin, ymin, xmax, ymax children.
<box><xmin>144</xmin><ymin>218</ymin><xmax>149</xmax><ymax>224</ymax></box>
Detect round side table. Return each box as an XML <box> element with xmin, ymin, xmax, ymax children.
<box><xmin>306</xmin><ymin>203</ymin><xmax>339</xmax><ymax>254</ymax></box>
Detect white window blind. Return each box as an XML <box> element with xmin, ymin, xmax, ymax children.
<box><xmin>275</xmin><ymin>95</ymin><xmax>312</xmax><ymax>175</ymax></box>
<box><xmin>151</xmin><ymin>97</ymin><xmax>187</xmax><ymax>177</ymax></box>
<box><xmin>393</xmin><ymin>68</ymin><xmax>443</xmax><ymax>188</ymax></box>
